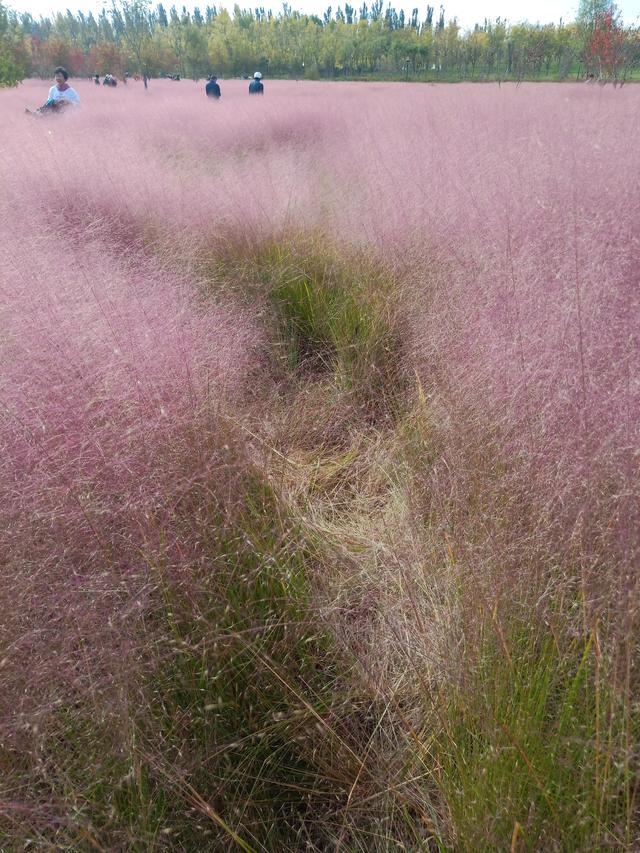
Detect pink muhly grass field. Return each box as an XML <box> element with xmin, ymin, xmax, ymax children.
<box><xmin>1</xmin><ymin>75</ymin><xmax>638</xmax><ymax>666</ymax></box>
<box><xmin>396</xmin><ymin>85</ymin><xmax>640</xmax><ymax>625</ymax></box>
<box><xmin>0</xmin><ymin>91</ymin><xmax>262</xmax><ymax>719</ymax></box>
<box><xmin>0</xmin><ymin>77</ymin><xmax>638</xmax><ymax>838</ymax></box>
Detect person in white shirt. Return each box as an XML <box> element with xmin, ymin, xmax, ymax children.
<box><xmin>26</xmin><ymin>67</ymin><xmax>80</xmax><ymax>115</ymax></box>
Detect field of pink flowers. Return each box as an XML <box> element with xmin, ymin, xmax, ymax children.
<box><xmin>1</xmin><ymin>77</ymin><xmax>638</xmax><ymax>849</ymax></box>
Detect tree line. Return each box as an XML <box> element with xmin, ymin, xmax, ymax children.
<box><xmin>1</xmin><ymin>0</ymin><xmax>638</xmax><ymax>86</ymax></box>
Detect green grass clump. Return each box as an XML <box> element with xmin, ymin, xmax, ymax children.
<box><xmin>206</xmin><ymin>237</ymin><xmax>405</xmax><ymax>420</ymax></box>
<box><xmin>264</xmin><ymin>244</ymin><xmax>389</xmax><ymax>378</ymax></box>
<box><xmin>0</xmin><ymin>454</ymin><xmax>439</xmax><ymax>851</ymax></box>
<box><xmin>433</xmin><ymin>624</ymin><xmax>638</xmax><ymax>851</ymax></box>
<box><xmin>141</xmin><ymin>474</ymin><xmax>360</xmax><ymax>850</ymax></box>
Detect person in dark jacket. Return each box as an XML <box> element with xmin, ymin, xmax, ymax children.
<box><xmin>205</xmin><ymin>75</ymin><xmax>221</xmax><ymax>98</ymax></box>
<box><xmin>249</xmin><ymin>71</ymin><xmax>264</xmax><ymax>94</ymax></box>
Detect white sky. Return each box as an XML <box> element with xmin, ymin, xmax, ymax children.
<box><xmin>10</xmin><ymin>0</ymin><xmax>640</xmax><ymax>32</ymax></box>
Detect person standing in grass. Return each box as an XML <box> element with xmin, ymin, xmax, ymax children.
<box><xmin>249</xmin><ymin>71</ymin><xmax>264</xmax><ymax>94</ymax></box>
<box><xmin>205</xmin><ymin>74</ymin><xmax>221</xmax><ymax>99</ymax></box>
<box><xmin>26</xmin><ymin>67</ymin><xmax>80</xmax><ymax>115</ymax></box>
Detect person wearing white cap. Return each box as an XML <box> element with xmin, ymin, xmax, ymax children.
<box><xmin>249</xmin><ymin>71</ymin><xmax>264</xmax><ymax>94</ymax></box>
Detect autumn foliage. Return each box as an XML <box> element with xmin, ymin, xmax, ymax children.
<box><xmin>585</xmin><ymin>7</ymin><xmax>625</xmax><ymax>79</ymax></box>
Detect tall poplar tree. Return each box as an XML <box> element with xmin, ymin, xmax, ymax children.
<box><xmin>0</xmin><ymin>1</ymin><xmax>27</xmax><ymax>86</ymax></box>
<box><xmin>577</xmin><ymin>0</ymin><xmax>615</xmax><ymax>25</ymax></box>
<box><xmin>112</xmin><ymin>0</ymin><xmax>152</xmax><ymax>86</ymax></box>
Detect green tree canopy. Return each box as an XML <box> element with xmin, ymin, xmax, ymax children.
<box><xmin>0</xmin><ymin>1</ymin><xmax>28</xmax><ymax>86</ymax></box>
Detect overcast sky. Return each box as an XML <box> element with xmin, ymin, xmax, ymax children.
<box><xmin>10</xmin><ymin>0</ymin><xmax>640</xmax><ymax>32</ymax></box>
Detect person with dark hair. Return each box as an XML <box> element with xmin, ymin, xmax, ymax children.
<box><xmin>249</xmin><ymin>71</ymin><xmax>264</xmax><ymax>94</ymax></box>
<box><xmin>205</xmin><ymin>74</ymin><xmax>221</xmax><ymax>98</ymax></box>
<box><xmin>25</xmin><ymin>67</ymin><xmax>80</xmax><ymax>115</ymax></box>
<box><xmin>47</xmin><ymin>67</ymin><xmax>80</xmax><ymax>105</ymax></box>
